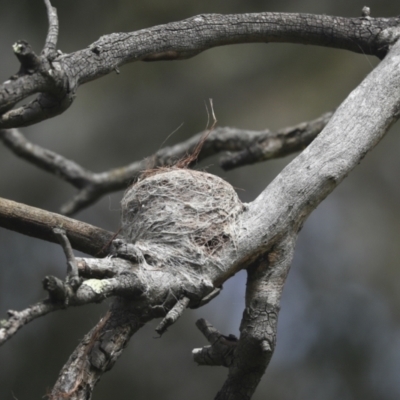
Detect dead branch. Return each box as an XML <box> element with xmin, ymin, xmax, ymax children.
<box><xmin>48</xmin><ymin>299</ymin><xmax>148</xmax><ymax>400</ymax></box>
<box><xmin>1</xmin><ymin>111</ymin><xmax>331</xmax><ymax>215</ymax></box>
<box><xmin>42</xmin><ymin>0</ymin><xmax>59</xmax><ymax>61</ymax></box>
<box><xmin>1</xmin><ymin>8</ymin><xmax>399</xmax><ymax>128</ymax></box>
<box><xmin>215</xmin><ymin>236</ymin><xmax>296</xmax><ymax>399</ymax></box>
<box><xmin>220</xmin><ymin>111</ymin><xmax>333</xmax><ymax>170</ymax></box>
<box><xmin>0</xmin><ymin>197</ymin><xmax>114</xmax><ymax>256</ymax></box>
<box><xmin>1</xmin><ymin>6</ymin><xmax>400</xmax><ymax>400</ymax></box>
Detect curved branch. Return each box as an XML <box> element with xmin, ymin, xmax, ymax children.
<box><xmin>1</xmin><ymin>111</ymin><xmax>331</xmax><ymax>215</ymax></box>
<box><xmin>65</xmin><ymin>12</ymin><xmax>400</xmax><ymax>87</ymax></box>
<box><xmin>0</xmin><ymin>129</ymin><xmax>94</xmax><ymax>188</ymax></box>
<box><xmin>0</xmin><ymin>74</ymin><xmax>49</xmax><ymax>115</ymax></box>
<box><xmin>0</xmin><ymin>91</ymin><xmax>74</xmax><ymax>129</ymax></box>
<box><xmin>42</xmin><ymin>0</ymin><xmax>59</xmax><ymax>60</ymax></box>
<box><xmin>1</xmin><ymin>11</ymin><xmax>399</xmax><ymax>128</ymax></box>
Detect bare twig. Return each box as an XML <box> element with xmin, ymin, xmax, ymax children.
<box><xmin>42</xmin><ymin>0</ymin><xmax>59</xmax><ymax>60</ymax></box>
<box><xmin>0</xmin><ymin>258</ymin><xmax>145</xmax><ymax>346</ymax></box>
<box><xmin>193</xmin><ymin>319</ymin><xmax>238</xmax><ymax>367</ymax></box>
<box><xmin>0</xmin><ymin>300</ymin><xmax>61</xmax><ymax>346</ymax></box>
<box><xmin>0</xmin><ymin>129</ymin><xmax>94</xmax><ymax>188</ymax></box>
<box><xmin>53</xmin><ymin>228</ymin><xmax>78</xmax><ymax>276</ymax></box>
<box><xmin>1</xmin><ymin>111</ymin><xmax>331</xmax><ymax>215</ymax></box>
<box><xmin>155</xmin><ymin>296</ymin><xmax>190</xmax><ymax>336</ymax></box>
<box><xmin>220</xmin><ymin>111</ymin><xmax>333</xmax><ymax>170</ymax></box>
<box><xmin>0</xmin><ymin>197</ymin><xmax>114</xmax><ymax>256</ymax></box>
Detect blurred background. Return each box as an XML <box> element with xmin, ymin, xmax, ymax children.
<box><xmin>1</xmin><ymin>0</ymin><xmax>400</xmax><ymax>399</ymax></box>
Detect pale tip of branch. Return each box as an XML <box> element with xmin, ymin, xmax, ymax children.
<box><xmin>361</xmin><ymin>6</ymin><xmax>371</xmax><ymax>17</ymax></box>
<box><xmin>261</xmin><ymin>340</ymin><xmax>272</xmax><ymax>353</ymax></box>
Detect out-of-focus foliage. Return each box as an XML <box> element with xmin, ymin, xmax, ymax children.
<box><xmin>1</xmin><ymin>0</ymin><xmax>400</xmax><ymax>399</ymax></box>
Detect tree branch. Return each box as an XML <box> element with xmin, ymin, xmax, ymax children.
<box><xmin>193</xmin><ymin>319</ymin><xmax>238</xmax><ymax>367</ymax></box>
<box><xmin>48</xmin><ymin>298</ymin><xmax>149</xmax><ymax>400</ymax></box>
<box><xmin>1</xmin><ymin>110</ymin><xmax>331</xmax><ymax>215</ymax></box>
<box><xmin>64</xmin><ymin>12</ymin><xmax>400</xmax><ymax>88</ymax></box>
<box><xmin>215</xmin><ymin>235</ymin><xmax>296</xmax><ymax>400</ymax></box>
<box><xmin>0</xmin><ymin>197</ymin><xmax>114</xmax><ymax>256</ymax></box>
<box><xmin>0</xmin><ymin>0</ymin><xmax>71</xmax><ymax>127</ymax></box>
<box><xmin>0</xmin><ymin>300</ymin><xmax>61</xmax><ymax>346</ymax></box>
<box><xmin>220</xmin><ymin>111</ymin><xmax>333</xmax><ymax>170</ymax></box>
<box><xmin>217</xmin><ymin>38</ymin><xmax>400</xmax><ymax>284</ymax></box>
<box><xmin>1</xmin><ymin>10</ymin><xmax>399</xmax><ymax>128</ymax></box>
<box><xmin>0</xmin><ymin>252</ymin><xmax>150</xmax><ymax>346</ymax></box>
<box><xmin>42</xmin><ymin>0</ymin><xmax>59</xmax><ymax>61</ymax></box>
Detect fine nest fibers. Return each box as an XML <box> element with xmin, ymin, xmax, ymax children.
<box><xmin>120</xmin><ymin>168</ymin><xmax>245</xmax><ymax>277</ymax></box>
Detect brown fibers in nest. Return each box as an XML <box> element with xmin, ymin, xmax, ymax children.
<box><xmin>120</xmin><ymin>168</ymin><xmax>244</xmax><ymax>278</ymax></box>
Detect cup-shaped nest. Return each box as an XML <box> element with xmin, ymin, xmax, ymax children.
<box><xmin>121</xmin><ymin>169</ymin><xmax>244</xmax><ymax>276</ymax></box>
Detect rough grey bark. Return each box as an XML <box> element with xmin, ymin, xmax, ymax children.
<box><xmin>1</xmin><ymin>3</ymin><xmax>400</xmax><ymax>400</ymax></box>
<box><xmin>215</xmin><ymin>236</ymin><xmax>296</xmax><ymax>400</ymax></box>
<box><xmin>48</xmin><ymin>298</ymin><xmax>148</xmax><ymax>400</ymax></box>
<box><xmin>0</xmin><ymin>9</ymin><xmax>399</xmax><ymax>129</ymax></box>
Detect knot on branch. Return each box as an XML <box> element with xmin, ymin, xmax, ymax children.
<box><xmin>11</xmin><ymin>41</ymin><xmax>41</xmax><ymax>78</ymax></box>
<box><xmin>361</xmin><ymin>6</ymin><xmax>371</xmax><ymax>18</ymax></box>
<box><xmin>42</xmin><ymin>275</ymin><xmax>75</xmax><ymax>304</ymax></box>
<box><xmin>193</xmin><ymin>319</ymin><xmax>238</xmax><ymax>367</ymax></box>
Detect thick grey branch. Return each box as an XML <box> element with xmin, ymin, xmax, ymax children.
<box><xmin>216</xmin><ymin>38</ymin><xmax>400</xmax><ymax>285</ymax></box>
<box><xmin>48</xmin><ymin>299</ymin><xmax>149</xmax><ymax>400</ymax></box>
<box><xmin>1</xmin><ymin>12</ymin><xmax>399</xmax><ymax>128</ymax></box>
<box><xmin>215</xmin><ymin>235</ymin><xmax>296</xmax><ymax>400</ymax></box>
<box><xmin>0</xmin><ymin>91</ymin><xmax>74</xmax><ymax>129</ymax></box>
<box><xmin>0</xmin><ymin>73</ymin><xmax>49</xmax><ymax>115</ymax></box>
<box><xmin>66</xmin><ymin>13</ymin><xmax>400</xmax><ymax>86</ymax></box>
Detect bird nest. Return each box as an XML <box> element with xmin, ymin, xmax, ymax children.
<box><xmin>120</xmin><ymin>168</ymin><xmax>245</xmax><ymax>279</ymax></box>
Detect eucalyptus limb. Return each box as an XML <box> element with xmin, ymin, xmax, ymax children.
<box><xmin>1</xmin><ymin>8</ymin><xmax>399</xmax><ymax>127</ymax></box>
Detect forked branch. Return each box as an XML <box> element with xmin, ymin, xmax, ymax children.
<box><xmin>215</xmin><ymin>236</ymin><xmax>296</xmax><ymax>399</ymax></box>
<box><xmin>1</xmin><ymin>111</ymin><xmax>332</xmax><ymax>215</ymax></box>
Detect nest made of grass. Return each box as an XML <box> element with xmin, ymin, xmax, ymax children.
<box><xmin>120</xmin><ymin>168</ymin><xmax>244</xmax><ymax>278</ymax></box>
